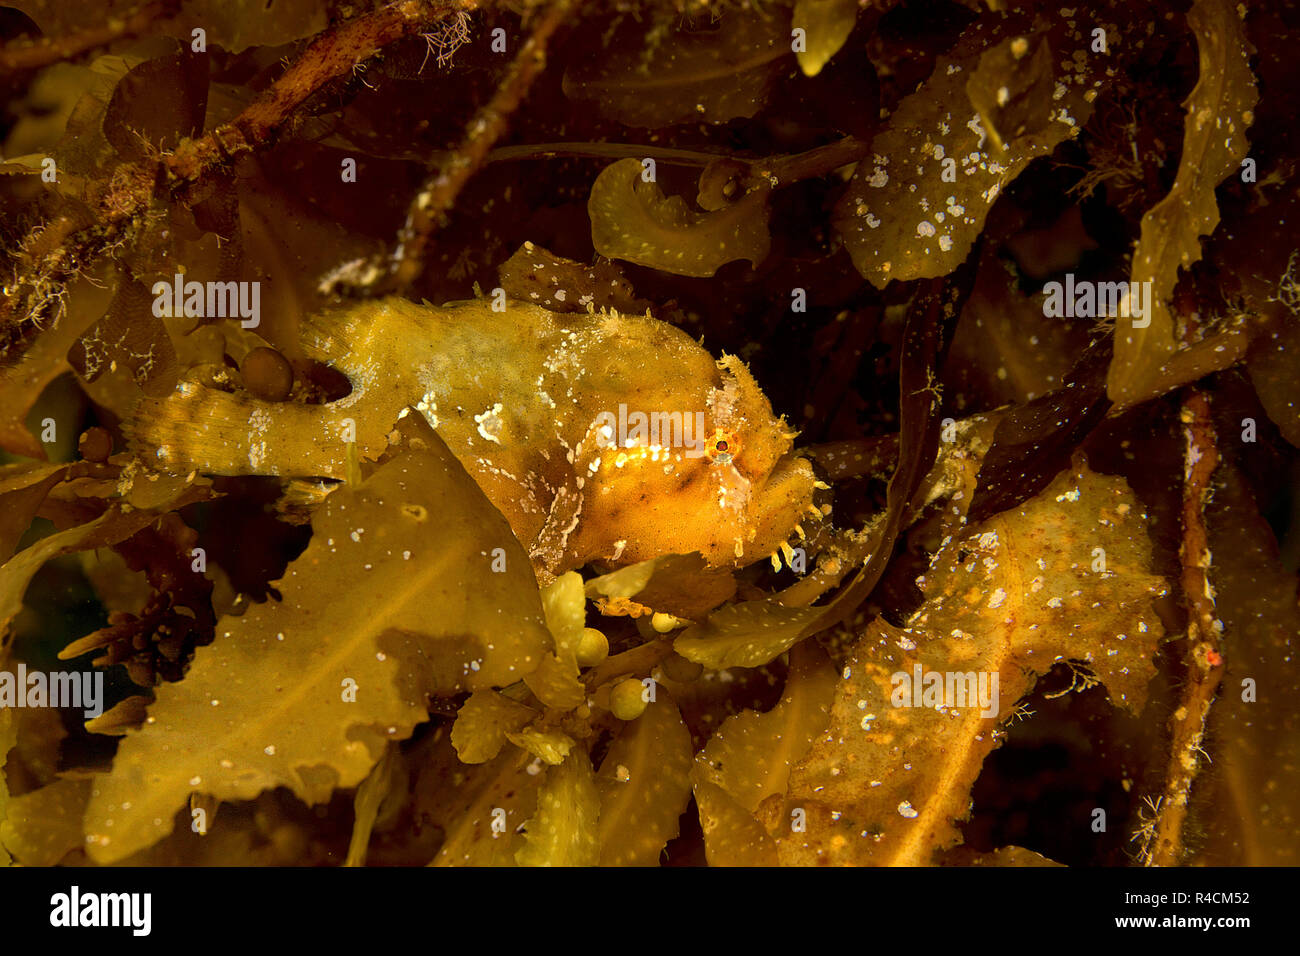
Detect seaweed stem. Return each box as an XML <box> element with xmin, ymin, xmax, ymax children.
<box><xmin>1144</xmin><ymin>383</ymin><xmax>1224</xmax><ymax>866</ymax></box>
<box><xmin>2</xmin><ymin>0</ymin><xmax>478</xmax><ymax>332</ymax></box>
<box><xmin>754</xmin><ymin>135</ymin><xmax>870</xmax><ymax>187</ymax></box>
<box><xmin>165</xmin><ymin>0</ymin><xmax>479</xmax><ymax>185</ymax></box>
<box><xmin>0</xmin><ymin>0</ymin><xmax>181</xmax><ymax>75</ymax></box>
<box><xmin>486</xmin><ymin>141</ymin><xmax>742</xmax><ymax>166</ymax></box>
<box><xmin>483</xmin><ymin>134</ymin><xmax>872</xmax><ymax>186</ymax></box>
<box><xmin>387</xmin><ymin>0</ymin><xmax>575</xmax><ymax>292</ymax></box>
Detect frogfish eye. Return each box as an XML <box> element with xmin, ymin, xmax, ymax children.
<box><xmin>707</xmin><ymin>428</ymin><xmax>738</xmax><ymax>465</ymax></box>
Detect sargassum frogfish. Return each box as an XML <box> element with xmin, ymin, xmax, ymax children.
<box><xmin>127</xmin><ymin>296</ymin><xmax>819</xmax><ymax>580</ymax></box>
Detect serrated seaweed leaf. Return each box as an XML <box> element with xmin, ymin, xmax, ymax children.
<box><xmin>0</xmin><ymin>777</ymin><xmax>90</xmax><ymax>866</ymax></box>
<box><xmin>589</xmin><ymin>158</ymin><xmax>771</xmax><ymax>278</ymax></box>
<box><xmin>675</xmin><ymin>601</ymin><xmax>820</xmax><ymax>670</ymax></box>
<box><xmin>523</xmin><ymin>655</ymin><xmax>586</xmax><ymax>711</ymax></box>
<box><xmin>523</xmin><ymin>571</ymin><xmax>586</xmax><ymax>709</ymax></box>
<box><xmin>516</xmin><ymin>748</ymin><xmax>600</xmax><ymax>866</ymax></box>
<box><xmin>506</xmin><ymin>726</ymin><xmax>575</xmax><ymax>765</ymax></box>
<box><xmin>451</xmin><ymin>690</ymin><xmax>538</xmax><ymax>764</ymax></box>
<box><xmin>83</xmin><ymin>415</ymin><xmax>551</xmax><ymax>863</ymax></box>
<box><xmin>690</xmin><ymin>643</ymin><xmax>833</xmax><ymax>865</ymax></box>
<box><xmin>768</xmin><ymin>459</ymin><xmax>1168</xmax><ymax>864</ymax></box>
<box><xmin>693</xmin><ymin>780</ymin><xmax>778</xmax><ymax>866</ymax></box>
<box><xmin>965</xmin><ymin>34</ymin><xmax>1055</xmax><ymax>157</ymax></box>
<box><xmin>596</xmin><ymin>692</ymin><xmax>693</xmax><ymax>866</ymax></box>
<box><xmin>0</xmin><ymin>462</ymin><xmax>68</xmax><ymax>563</ymax></box>
<box><xmin>693</xmin><ymin>641</ymin><xmax>835</xmax><ymax>813</ymax></box>
<box><xmin>424</xmin><ymin>737</ymin><xmax>542</xmax><ymax>867</ymax></box>
<box><xmin>834</xmin><ymin>17</ymin><xmax>1097</xmax><ymax>287</ymax></box>
<box><xmin>1107</xmin><ymin>0</ymin><xmax>1258</xmax><ymax>404</ymax></box>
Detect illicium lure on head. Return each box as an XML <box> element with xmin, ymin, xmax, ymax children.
<box><xmin>127</xmin><ymin>296</ymin><xmax>819</xmax><ymax>579</ymax></box>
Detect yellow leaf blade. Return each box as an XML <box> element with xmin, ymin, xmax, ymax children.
<box><xmin>83</xmin><ymin>416</ymin><xmax>550</xmax><ymax>863</ymax></box>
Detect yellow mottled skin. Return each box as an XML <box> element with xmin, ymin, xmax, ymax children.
<box><xmin>127</xmin><ymin>297</ymin><xmax>817</xmax><ymax>578</ymax></box>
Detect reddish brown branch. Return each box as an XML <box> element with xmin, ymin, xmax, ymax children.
<box><xmin>0</xmin><ymin>0</ymin><xmax>180</xmax><ymax>75</ymax></box>
<box><xmin>1144</xmin><ymin>385</ymin><xmax>1224</xmax><ymax>866</ymax></box>
<box><xmin>166</xmin><ymin>0</ymin><xmax>478</xmax><ymax>184</ymax></box>
<box><xmin>3</xmin><ymin>0</ymin><xmax>477</xmax><ymax>331</ymax></box>
<box><xmin>388</xmin><ymin>0</ymin><xmax>573</xmax><ymax>291</ymax></box>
